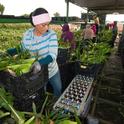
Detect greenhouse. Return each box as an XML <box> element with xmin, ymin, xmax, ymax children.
<box><xmin>0</xmin><ymin>0</ymin><xmax>124</xmax><ymax>124</ymax></box>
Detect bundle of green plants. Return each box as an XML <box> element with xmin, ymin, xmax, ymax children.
<box><xmin>0</xmin><ymin>50</ymin><xmax>35</xmax><ymax>76</ymax></box>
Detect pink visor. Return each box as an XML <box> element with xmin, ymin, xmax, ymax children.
<box><xmin>32</xmin><ymin>13</ymin><xmax>51</xmax><ymax>25</ymax></box>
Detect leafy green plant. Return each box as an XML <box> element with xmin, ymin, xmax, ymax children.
<box><xmin>80</xmin><ymin>42</ymin><xmax>111</xmax><ymax>65</ymax></box>
<box><xmin>0</xmin><ymin>88</ymin><xmax>80</xmax><ymax>124</ymax></box>
<box><xmin>0</xmin><ymin>87</ymin><xmax>14</xmax><ymax>111</ymax></box>
<box><xmin>98</xmin><ymin>29</ymin><xmax>112</xmax><ymax>44</ymax></box>
<box><xmin>23</xmin><ymin>93</ymin><xmax>72</xmax><ymax>124</ymax></box>
<box><xmin>0</xmin><ymin>87</ymin><xmax>25</xmax><ymax>124</ymax></box>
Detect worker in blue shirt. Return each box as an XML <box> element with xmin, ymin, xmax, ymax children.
<box><xmin>7</xmin><ymin>8</ymin><xmax>62</xmax><ymax>97</ymax></box>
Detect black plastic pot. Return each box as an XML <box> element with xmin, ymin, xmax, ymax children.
<box><xmin>14</xmin><ymin>86</ymin><xmax>46</xmax><ymax>112</ymax></box>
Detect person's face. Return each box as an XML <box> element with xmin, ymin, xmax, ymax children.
<box><xmin>35</xmin><ymin>22</ymin><xmax>49</xmax><ymax>35</ymax></box>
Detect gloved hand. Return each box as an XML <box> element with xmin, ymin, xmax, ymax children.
<box><xmin>7</xmin><ymin>45</ymin><xmax>22</xmax><ymax>56</ymax></box>
<box><xmin>30</xmin><ymin>61</ymin><xmax>41</xmax><ymax>74</ymax></box>
<box><xmin>7</xmin><ymin>48</ymin><xmax>17</xmax><ymax>56</ymax></box>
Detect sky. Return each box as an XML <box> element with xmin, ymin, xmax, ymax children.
<box><xmin>106</xmin><ymin>14</ymin><xmax>124</xmax><ymax>22</ymax></box>
<box><xmin>0</xmin><ymin>0</ymin><xmax>87</xmax><ymax>17</ymax></box>
<box><xmin>1</xmin><ymin>0</ymin><xmax>124</xmax><ymax>22</ymax></box>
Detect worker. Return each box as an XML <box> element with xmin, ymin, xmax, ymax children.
<box><xmin>7</xmin><ymin>7</ymin><xmax>62</xmax><ymax>97</ymax></box>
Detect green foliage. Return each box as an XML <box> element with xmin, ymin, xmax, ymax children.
<box><xmin>98</xmin><ymin>29</ymin><xmax>112</xmax><ymax>44</ymax></box>
<box><xmin>0</xmin><ymin>87</ymin><xmax>26</xmax><ymax>124</ymax></box>
<box><xmin>70</xmin><ymin>39</ymin><xmax>112</xmax><ymax>65</ymax></box>
<box><xmin>0</xmin><ymin>110</ymin><xmax>10</xmax><ymax>118</ymax></box>
<box><xmin>80</xmin><ymin>42</ymin><xmax>111</xmax><ymax>65</ymax></box>
<box><xmin>0</xmin><ymin>24</ymin><xmax>31</xmax><ymax>51</ymax></box>
<box><xmin>59</xmin><ymin>120</ymin><xmax>77</xmax><ymax>124</ymax></box>
<box><xmin>69</xmin><ymin>29</ymin><xmax>83</xmax><ymax>61</ymax></box>
<box><xmin>0</xmin><ymin>87</ymin><xmax>80</xmax><ymax>124</ymax></box>
<box><xmin>73</xmin><ymin>29</ymin><xmax>83</xmax><ymax>44</ymax></box>
<box><xmin>58</xmin><ymin>40</ymin><xmax>71</xmax><ymax>48</ymax></box>
<box><xmin>0</xmin><ymin>87</ymin><xmax>14</xmax><ymax>111</ymax></box>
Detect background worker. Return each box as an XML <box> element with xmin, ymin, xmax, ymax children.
<box><xmin>80</xmin><ymin>24</ymin><xmax>94</xmax><ymax>53</ymax></box>
<box><xmin>111</xmin><ymin>21</ymin><xmax>118</xmax><ymax>47</ymax></box>
<box><xmin>82</xmin><ymin>24</ymin><xmax>94</xmax><ymax>41</ymax></box>
<box><xmin>61</xmin><ymin>23</ymin><xmax>76</xmax><ymax>50</ymax></box>
<box><xmin>91</xmin><ymin>24</ymin><xmax>97</xmax><ymax>43</ymax></box>
<box><xmin>93</xmin><ymin>15</ymin><xmax>100</xmax><ymax>35</ymax></box>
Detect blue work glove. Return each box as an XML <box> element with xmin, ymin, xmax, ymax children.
<box><xmin>30</xmin><ymin>61</ymin><xmax>41</xmax><ymax>74</ymax></box>
<box><xmin>7</xmin><ymin>48</ymin><xmax>18</xmax><ymax>56</ymax></box>
<box><xmin>7</xmin><ymin>45</ymin><xmax>23</xmax><ymax>56</ymax></box>
<box><xmin>38</xmin><ymin>55</ymin><xmax>53</xmax><ymax>64</ymax></box>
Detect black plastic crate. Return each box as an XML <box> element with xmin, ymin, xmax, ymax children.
<box><xmin>14</xmin><ymin>86</ymin><xmax>46</xmax><ymax>112</ymax></box>
<box><xmin>0</xmin><ymin>65</ymin><xmax>48</xmax><ymax>98</ymax></box>
<box><xmin>73</xmin><ymin>61</ymin><xmax>103</xmax><ymax>78</ymax></box>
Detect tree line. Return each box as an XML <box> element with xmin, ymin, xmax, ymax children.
<box><xmin>0</xmin><ymin>3</ymin><xmax>5</xmax><ymax>15</ymax></box>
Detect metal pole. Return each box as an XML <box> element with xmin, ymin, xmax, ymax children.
<box><xmin>66</xmin><ymin>0</ymin><xmax>69</xmax><ymax>23</ymax></box>
<box><xmin>86</xmin><ymin>8</ymin><xmax>89</xmax><ymax>23</ymax></box>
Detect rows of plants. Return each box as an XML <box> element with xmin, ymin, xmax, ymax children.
<box><xmin>0</xmin><ymin>24</ymin><xmax>32</xmax><ymax>51</ymax></box>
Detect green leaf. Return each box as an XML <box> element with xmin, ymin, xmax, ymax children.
<box><xmin>59</xmin><ymin>120</ymin><xmax>77</xmax><ymax>124</ymax></box>
<box><xmin>0</xmin><ymin>110</ymin><xmax>10</xmax><ymax>118</ymax></box>
<box><xmin>24</xmin><ymin>116</ymin><xmax>35</xmax><ymax>124</ymax></box>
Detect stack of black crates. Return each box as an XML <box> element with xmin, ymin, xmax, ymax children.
<box><xmin>57</xmin><ymin>48</ymin><xmax>70</xmax><ymax>65</ymax></box>
<box><xmin>0</xmin><ymin>65</ymin><xmax>48</xmax><ymax>112</ymax></box>
<box><xmin>59</xmin><ymin>61</ymin><xmax>103</xmax><ymax>92</ymax></box>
